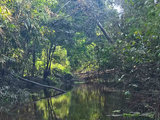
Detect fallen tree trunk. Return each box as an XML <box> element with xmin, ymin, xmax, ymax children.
<box><xmin>11</xmin><ymin>73</ymin><xmax>66</xmax><ymax>93</ymax></box>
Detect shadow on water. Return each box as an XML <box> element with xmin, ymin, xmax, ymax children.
<box><xmin>0</xmin><ymin>84</ymin><xmax>154</xmax><ymax>120</ymax></box>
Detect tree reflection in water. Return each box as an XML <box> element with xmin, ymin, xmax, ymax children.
<box><xmin>0</xmin><ymin>85</ymin><xmax>154</xmax><ymax>120</ymax></box>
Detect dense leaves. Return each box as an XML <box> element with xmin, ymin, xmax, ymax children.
<box><xmin>0</xmin><ymin>0</ymin><xmax>159</xmax><ymax>90</ymax></box>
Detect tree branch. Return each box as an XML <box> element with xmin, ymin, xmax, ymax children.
<box><xmin>56</xmin><ymin>1</ymin><xmax>71</xmax><ymax>14</ymax></box>
<box><xmin>97</xmin><ymin>20</ymin><xmax>113</xmax><ymax>44</ymax></box>
<box><xmin>11</xmin><ymin>73</ymin><xmax>66</xmax><ymax>93</ymax></box>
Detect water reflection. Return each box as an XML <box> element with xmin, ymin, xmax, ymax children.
<box><xmin>0</xmin><ymin>84</ymin><xmax>153</xmax><ymax>120</ymax></box>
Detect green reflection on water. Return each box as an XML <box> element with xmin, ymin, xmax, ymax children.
<box><xmin>0</xmin><ymin>84</ymin><xmax>154</xmax><ymax>120</ymax></box>
<box><xmin>34</xmin><ymin>85</ymin><xmax>152</xmax><ymax>120</ymax></box>
<box><xmin>36</xmin><ymin>92</ymin><xmax>71</xmax><ymax>120</ymax></box>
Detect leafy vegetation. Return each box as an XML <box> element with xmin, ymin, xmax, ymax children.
<box><xmin>0</xmin><ymin>0</ymin><xmax>160</xmax><ymax>119</ymax></box>
<box><xmin>0</xmin><ymin>0</ymin><xmax>159</xmax><ymax>79</ymax></box>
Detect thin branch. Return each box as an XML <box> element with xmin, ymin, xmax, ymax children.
<box><xmin>56</xmin><ymin>1</ymin><xmax>71</xmax><ymax>14</ymax></box>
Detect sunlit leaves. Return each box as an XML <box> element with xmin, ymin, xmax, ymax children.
<box><xmin>0</xmin><ymin>5</ymin><xmax>12</xmax><ymax>21</ymax></box>
<box><xmin>0</xmin><ymin>0</ymin><xmax>159</xmax><ymax>80</ymax></box>
<box><xmin>36</xmin><ymin>46</ymin><xmax>70</xmax><ymax>74</ymax></box>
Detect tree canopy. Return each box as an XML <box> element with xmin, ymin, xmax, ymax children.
<box><xmin>0</xmin><ymin>0</ymin><xmax>159</xmax><ymax>87</ymax></box>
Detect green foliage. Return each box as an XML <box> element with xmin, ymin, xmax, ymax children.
<box><xmin>0</xmin><ymin>0</ymin><xmax>159</xmax><ymax>85</ymax></box>
<box><xmin>0</xmin><ymin>1</ymin><xmax>160</xmax><ymax>119</ymax></box>
<box><xmin>36</xmin><ymin>46</ymin><xmax>70</xmax><ymax>75</ymax></box>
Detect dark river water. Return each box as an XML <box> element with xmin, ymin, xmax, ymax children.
<box><xmin>0</xmin><ymin>84</ymin><xmax>154</xmax><ymax>120</ymax></box>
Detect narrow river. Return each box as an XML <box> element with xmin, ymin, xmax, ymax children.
<box><xmin>0</xmin><ymin>84</ymin><xmax>154</xmax><ymax>120</ymax></box>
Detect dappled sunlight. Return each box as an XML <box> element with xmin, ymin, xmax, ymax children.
<box><xmin>0</xmin><ymin>0</ymin><xmax>159</xmax><ymax>119</ymax></box>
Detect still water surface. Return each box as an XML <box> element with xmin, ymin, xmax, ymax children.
<box><xmin>1</xmin><ymin>84</ymin><xmax>153</xmax><ymax>120</ymax></box>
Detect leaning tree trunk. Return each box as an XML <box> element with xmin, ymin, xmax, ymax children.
<box><xmin>96</xmin><ymin>20</ymin><xmax>113</xmax><ymax>44</ymax></box>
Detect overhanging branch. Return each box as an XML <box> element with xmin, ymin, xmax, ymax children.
<box><xmin>11</xmin><ymin>73</ymin><xmax>66</xmax><ymax>93</ymax></box>
<box><xmin>97</xmin><ymin>20</ymin><xmax>113</xmax><ymax>44</ymax></box>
